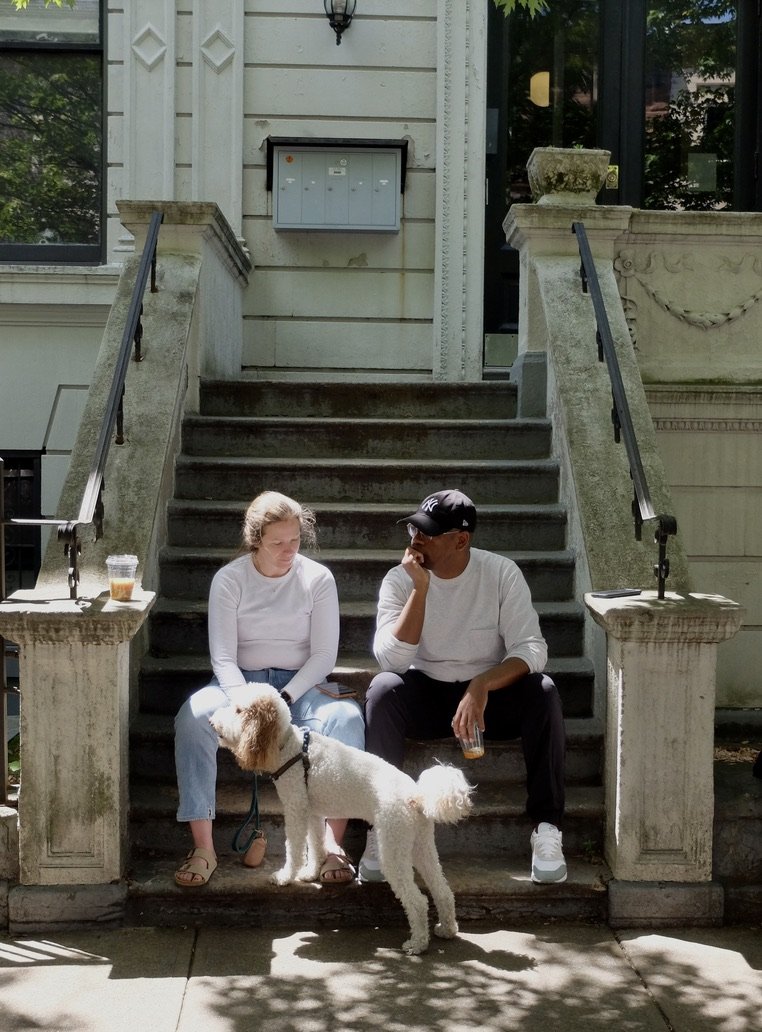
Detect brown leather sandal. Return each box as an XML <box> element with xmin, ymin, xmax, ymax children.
<box><xmin>174</xmin><ymin>846</ymin><xmax>218</xmax><ymax>887</ymax></box>
<box><xmin>319</xmin><ymin>852</ymin><xmax>356</xmax><ymax>884</ymax></box>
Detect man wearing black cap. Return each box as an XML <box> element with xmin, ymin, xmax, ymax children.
<box><xmin>358</xmin><ymin>489</ymin><xmax>567</xmax><ymax>886</ymax></box>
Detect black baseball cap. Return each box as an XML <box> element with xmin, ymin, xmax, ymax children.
<box><xmin>398</xmin><ymin>489</ymin><xmax>477</xmax><ymax>536</ymax></box>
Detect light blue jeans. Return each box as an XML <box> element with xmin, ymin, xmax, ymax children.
<box><xmin>174</xmin><ymin>668</ymin><xmax>365</xmax><ymax>822</ymax></box>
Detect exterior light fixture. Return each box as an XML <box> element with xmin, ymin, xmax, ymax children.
<box><xmin>529</xmin><ymin>71</ymin><xmax>550</xmax><ymax>108</ymax></box>
<box><xmin>324</xmin><ymin>0</ymin><xmax>356</xmax><ymax>46</ymax></box>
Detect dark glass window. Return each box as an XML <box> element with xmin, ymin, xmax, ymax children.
<box><xmin>505</xmin><ymin>1</ymin><xmax>600</xmax><ymax>204</ymax></box>
<box><xmin>643</xmin><ymin>1</ymin><xmax>736</xmax><ymax>210</ymax></box>
<box><xmin>0</xmin><ymin>0</ymin><xmax>103</xmax><ymax>263</ymax></box>
<box><xmin>2</xmin><ymin>453</ymin><xmax>41</xmax><ymax>595</ymax></box>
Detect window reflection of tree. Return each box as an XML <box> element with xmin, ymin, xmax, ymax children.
<box><xmin>0</xmin><ymin>51</ymin><xmax>102</xmax><ymax>244</ymax></box>
<box><xmin>644</xmin><ymin>1</ymin><xmax>736</xmax><ymax>210</ymax></box>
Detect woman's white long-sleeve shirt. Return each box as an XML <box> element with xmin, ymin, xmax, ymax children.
<box><xmin>207</xmin><ymin>552</ymin><xmax>339</xmax><ymax>701</ymax></box>
<box><xmin>373</xmin><ymin>547</ymin><xmax>547</xmax><ymax>682</ymax></box>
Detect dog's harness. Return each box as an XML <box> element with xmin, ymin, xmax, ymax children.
<box><xmin>270</xmin><ymin>727</ymin><xmax>311</xmax><ymax>787</ymax></box>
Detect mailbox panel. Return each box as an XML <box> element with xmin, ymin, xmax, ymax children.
<box><xmin>273</xmin><ymin>146</ymin><xmax>401</xmax><ymax>232</ymax></box>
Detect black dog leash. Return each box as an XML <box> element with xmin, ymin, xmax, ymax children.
<box><xmin>232</xmin><ymin>728</ymin><xmax>311</xmax><ymax>861</ymax></box>
<box><xmin>231</xmin><ymin>773</ymin><xmax>266</xmax><ymax>856</ymax></box>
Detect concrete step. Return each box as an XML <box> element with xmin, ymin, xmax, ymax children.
<box><xmin>125</xmin><ymin>852</ymin><xmax>610</xmax><ymax>928</ymax></box>
<box><xmin>128</xmin><ymin>778</ymin><xmax>604</xmax><ymax>863</ymax></box>
<box><xmin>181</xmin><ymin>415</ymin><xmax>552</xmax><ymax>461</ymax></box>
<box><xmin>138</xmin><ymin>652</ymin><xmax>596</xmax><ymax>719</ymax></box>
<box><xmin>711</xmin><ymin>741</ymin><xmax>762</xmax><ymax>921</ymax></box>
<box><xmin>166</xmin><ymin>500</ymin><xmax>569</xmax><ymax>551</ymax></box>
<box><xmin>157</xmin><ymin>547</ymin><xmax>576</xmax><ymax>604</ymax></box>
<box><xmin>130</xmin><ymin>716</ymin><xmax>604</xmax><ymax>787</ymax></box>
<box><xmin>173</xmin><ymin>455</ymin><xmax>560</xmax><ymax>505</ymax></box>
<box><xmin>199</xmin><ymin>379</ymin><xmax>520</xmax><ymax>420</ymax></box>
<box><xmin>146</xmin><ymin>599</ymin><xmax>585</xmax><ymax>663</ymax></box>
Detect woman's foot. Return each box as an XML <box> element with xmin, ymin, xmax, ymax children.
<box><xmin>174</xmin><ymin>846</ymin><xmax>217</xmax><ymax>887</ymax></box>
<box><xmin>319</xmin><ymin>851</ymin><xmax>356</xmax><ymax>884</ymax></box>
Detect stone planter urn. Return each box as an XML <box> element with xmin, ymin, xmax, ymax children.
<box><xmin>526</xmin><ymin>146</ymin><xmax>611</xmax><ymax>206</ymax></box>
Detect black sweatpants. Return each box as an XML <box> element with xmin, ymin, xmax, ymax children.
<box><xmin>364</xmin><ymin>668</ymin><xmax>566</xmax><ymax>828</ymax></box>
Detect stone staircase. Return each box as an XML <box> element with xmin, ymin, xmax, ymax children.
<box><xmin>126</xmin><ymin>379</ymin><xmax>609</xmax><ymax>928</ymax></box>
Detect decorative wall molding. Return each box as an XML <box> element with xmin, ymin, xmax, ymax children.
<box><xmin>131</xmin><ymin>23</ymin><xmax>167</xmax><ymax>71</ymax></box>
<box><xmin>200</xmin><ymin>26</ymin><xmax>235</xmax><ymax>73</ymax></box>
<box><xmin>653</xmin><ymin>417</ymin><xmax>762</xmax><ymax>433</ymax></box>
<box><xmin>615</xmin><ymin>247</ymin><xmax>762</xmax><ymax>338</ymax></box>
<box><xmin>120</xmin><ymin>0</ymin><xmax>176</xmax><ymax>247</ymax></box>
<box><xmin>192</xmin><ymin>1</ymin><xmax>244</xmax><ymax>236</ymax></box>
<box><xmin>433</xmin><ymin>0</ymin><xmax>486</xmax><ymax>381</ymax></box>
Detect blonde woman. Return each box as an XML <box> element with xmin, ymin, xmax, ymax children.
<box><xmin>174</xmin><ymin>491</ymin><xmax>364</xmax><ymax>886</ymax></box>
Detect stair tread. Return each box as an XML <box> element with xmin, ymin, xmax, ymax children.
<box><xmin>130</xmin><ymin>779</ymin><xmax>603</xmax><ymax>818</ymax></box>
<box><xmin>176</xmin><ymin>455</ymin><xmax>559</xmax><ymax>470</ymax></box>
<box><xmin>130</xmin><ymin>709</ymin><xmax>603</xmax><ymax>742</ymax></box>
<box><xmin>139</xmin><ymin>652</ymin><xmax>596</xmax><ymax>675</ymax></box>
<box><xmin>160</xmin><ymin>545</ymin><xmax>577</xmax><ymax>565</ymax></box>
<box><xmin>150</xmin><ymin>597</ymin><xmax>587</xmax><ymax>616</ymax></box>
<box><xmin>168</xmin><ymin>500</ymin><xmax>568</xmax><ymax>517</ymax></box>
<box><xmin>184</xmin><ymin>415</ymin><xmax>550</xmax><ymax>429</ymax></box>
<box><xmin>126</xmin><ymin>853</ymin><xmax>611</xmax><ymax>907</ymax></box>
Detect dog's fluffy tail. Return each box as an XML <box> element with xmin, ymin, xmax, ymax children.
<box><xmin>414</xmin><ymin>763</ymin><xmax>474</xmax><ymax>824</ymax></box>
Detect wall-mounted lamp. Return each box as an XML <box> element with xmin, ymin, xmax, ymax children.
<box><xmin>324</xmin><ymin>0</ymin><xmax>356</xmax><ymax>46</ymax></box>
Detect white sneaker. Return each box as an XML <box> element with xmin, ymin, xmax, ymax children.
<box><xmin>530</xmin><ymin>822</ymin><xmax>567</xmax><ymax>884</ymax></box>
<box><xmin>358</xmin><ymin>828</ymin><xmax>386</xmax><ymax>883</ymax></box>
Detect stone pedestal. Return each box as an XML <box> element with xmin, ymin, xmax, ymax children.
<box><xmin>0</xmin><ymin>590</ymin><xmax>154</xmax><ymax>887</ymax></box>
<box><xmin>585</xmin><ymin>591</ymin><xmax>743</xmax><ymax>886</ymax></box>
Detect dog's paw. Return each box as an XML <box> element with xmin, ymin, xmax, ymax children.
<box><xmin>295</xmin><ymin>865</ymin><xmax>320</xmax><ymax>882</ymax></box>
<box><xmin>434</xmin><ymin>919</ymin><xmax>458</xmax><ymax>940</ymax></box>
<box><xmin>402</xmin><ymin>935</ymin><xmax>429</xmax><ymax>956</ymax></box>
<box><xmin>270</xmin><ymin>868</ymin><xmax>294</xmax><ymax>886</ymax></box>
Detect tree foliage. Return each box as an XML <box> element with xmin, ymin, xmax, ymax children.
<box><xmin>493</xmin><ymin>0</ymin><xmax>549</xmax><ymax>13</ymax></box>
<box><xmin>7</xmin><ymin>1</ymin><xmax>77</xmax><ymax>9</ymax></box>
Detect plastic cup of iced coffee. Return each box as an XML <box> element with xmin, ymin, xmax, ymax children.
<box><xmin>106</xmin><ymin>554</ymin><xmax>138</xmax><ymax>601</ymax></box>
<box><xmin>458</xmin><ymin>724</ymin><xmax>485</xmax><ymax>760</ymax></box>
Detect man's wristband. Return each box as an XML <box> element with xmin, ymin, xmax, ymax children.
<box><xmin>279</xmin><ymin>688</ymin><xmax>293</xmax><ymax>706</ymax></box>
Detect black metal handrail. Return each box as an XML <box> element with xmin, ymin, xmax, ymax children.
<box><xmin>572</xmin><ymin>221</ymin><xmax>677</xmax><ymax>598</ymax></box>
<box><xmin>9</xmin><ymin>211</ymin><xmax>164</xmax><ymax>600</ymax></box>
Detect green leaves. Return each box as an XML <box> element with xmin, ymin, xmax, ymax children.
<box><xmin>9</xmin><ymin>1</ymin><xmax>77</xmax><ymax>9</ymax></box>
<box><xmin>492</xmin><ymin>0</ymin><xmax>549</xmax><ymax>15</ymax></box>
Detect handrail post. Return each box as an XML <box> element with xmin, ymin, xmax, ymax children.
<box><xmin>654</xmin><ymin>515</ymin><xmax>677</xmax><ymax>600</ymax></box>
<box><xmin>58</xmin><ymin>522</ymin><xmax>81</xmax><ymax>602</ymax></box>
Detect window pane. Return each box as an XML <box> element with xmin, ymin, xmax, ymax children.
<box><xmin>506</xmin><ymin>1</ymin><xmax>600</xmax><ymax>204</ymax></box>
<box><xmin>0</xmin><ymin>0</ymin><xmax>100</xmax><ymax>45</ymax></box>
<box><xmin>0</xmin><ymin>51</ymin><xmax>102</xmax><ymax>247</ymax></box>
<box><xmin>644</xmin><ymin>2</ymin><xmax>736</xmax><ymax>210</ymax></box>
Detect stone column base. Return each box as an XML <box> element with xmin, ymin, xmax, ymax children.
<box><xmin>8</xmin><ymin>883</ymin><xmax>127</xmax><ymax>934</ymax></box>
<box><xmin>608</xmin><ymin>880</ymin><xmax>724</xmax><ymax>929</ymax></box>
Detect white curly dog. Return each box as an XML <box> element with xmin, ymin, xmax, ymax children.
<box><xmin>210</xmin><ymin>683</ymin><xmax>474</xmax><ymax>955</ymax></box>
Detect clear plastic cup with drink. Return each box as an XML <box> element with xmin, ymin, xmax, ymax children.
<box><xmin>106</xmin><ymin>554</ymin><xmax>138</xmax><ymax>601</ymax></box>
<box><xmin>458</xmin><ymin>723</ymin><xmax>484</xmax><ymax>760</ymax></box>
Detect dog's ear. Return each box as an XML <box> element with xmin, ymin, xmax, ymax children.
<box><xmin>234</xmin><ymin>694</ymin><xmax>282</xmax><ymax>771</ymax></box>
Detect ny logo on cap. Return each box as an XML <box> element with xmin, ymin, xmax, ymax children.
<box><xmin>420</xmin><ymin>496</ymin><xmax>439</xmax><ymax>513</ymax></box>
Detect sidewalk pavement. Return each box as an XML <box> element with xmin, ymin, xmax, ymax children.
<box><xmin>0</xmin><ymin>922</ymin><xmax>759</xmax><ymax>1031</ymax></box>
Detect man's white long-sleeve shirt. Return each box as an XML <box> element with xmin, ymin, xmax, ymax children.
<box><xmin>373</xmin><ymin>547</ymin><xmax>547</xmax><ymax>682</ymax></box>
<box><xmin>208</xmin><ymin>552</ymin><xmax>339</xmax><ymax>700</ymax></box>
